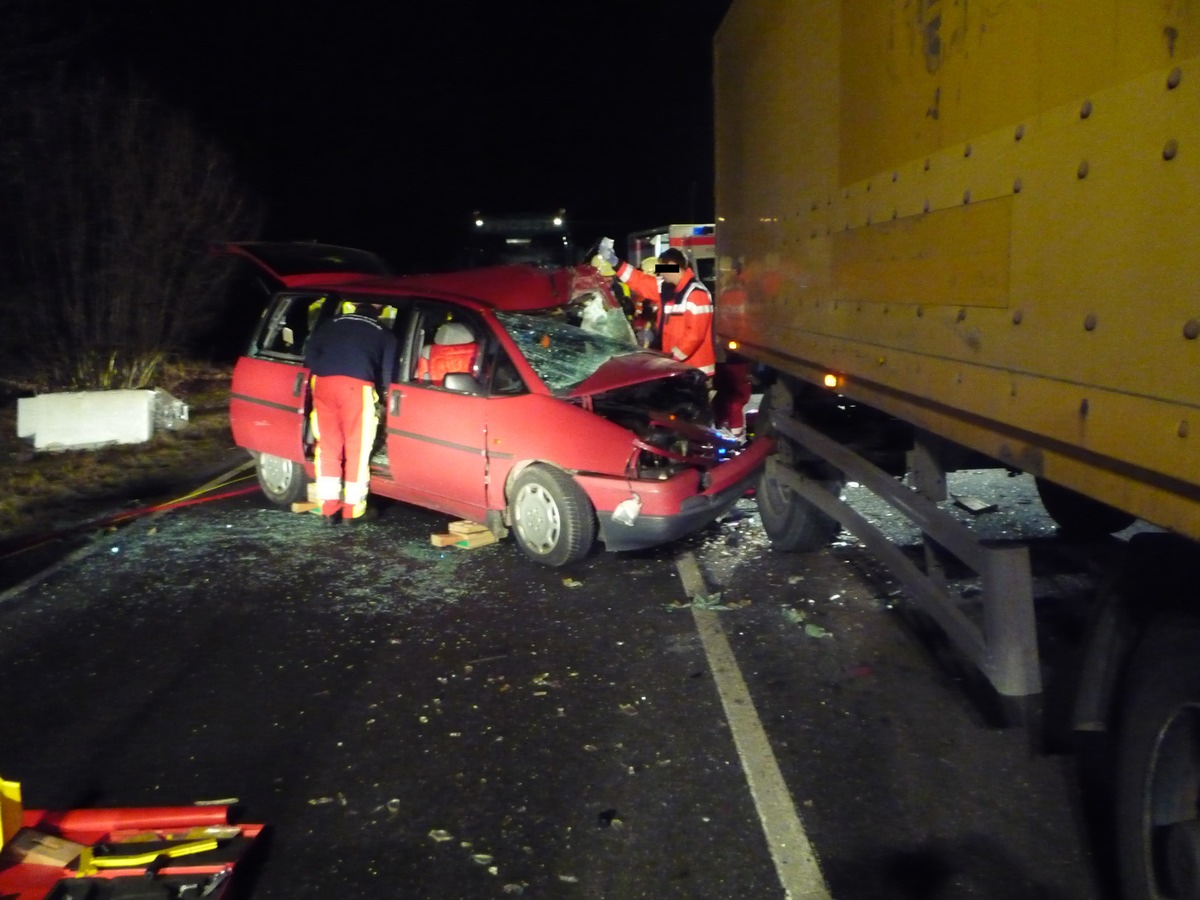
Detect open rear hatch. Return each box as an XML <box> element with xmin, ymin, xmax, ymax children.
<box><xmin>213</xmin><ymin>241</ymin><xmax>391</xmax><ymax>288</ymax></box>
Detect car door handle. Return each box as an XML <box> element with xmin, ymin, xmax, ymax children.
<box><xmin>389</xmin><ymin>390</ymin><xmax>402</xmax><ymax>416</ymax></box>
<box><xmin>293</xmin><ymin>371</ymin><xmax>307</xmax><ymax>397</ymax></box>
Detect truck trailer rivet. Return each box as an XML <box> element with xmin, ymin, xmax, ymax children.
<box><xmin>1168</xmin><ymin>67</ymin><xmax>1183</xmax><ymax>90</ymax></box>
<box><xmin>892</xmin><ymin>171</ymin><xmax>900</xmax><ymax>182</ymax></box>
<box><xmin>1078</xmin><ymin>160</ymin><xmax>1090</xmax><ymax>179</ymax></box>
<box><xmin>964</xmin><ymin>143</ymin><xmax>973</xmax><ymax>157</ymax></box>
<box><xmin>1014</xmin><ymin>123</ymin><xmax>1026</xmax><ymax>141</ymax></box>
<box><xmin>923</xmin><ymin>199</ymin><xmax>931</xmax><ymax>213</ymax></box>
<box><xmin>1084</xmin><ymin>313</ymin><xmax>1098</xmax><ymax>331</ymax></box>
<box><xmin>1080</xmin><ymin>399</ymin><xmax>1090</xmax><ymax>416</ymax></box>
<box><xmin>1013</xmin><ymin>177</ymin><xmax>1023</xmax><ymax>193</ymax></box>
<box><xmin>1179</xmin><ymin>421</ymin><xmax>1190</xmax><ymax>438</ymax></box>
<box><xmin>1081</xmin><ymin>99</ymin><xmax>1094</xmax><ymax>119</ymax></box>
<box><xmin>1163</xmin><ymin>139</ymin><xmax>1179</xmax><ymax>161</ymax></box>
<box><xmin>963</xmin><ymin>189</ymin><xmax>972</xmax><ymax>204</ymax></box>
<box><xmin>1012</xmin><ymin>309</ymin><xmax>1024</xmax><ymax>325</ymax></box>
<box><xmin>1183</xmin><ymin>319</ymin><xmax>1200</xmax><ymax>340</ymax></box>
<box><xmin>917</xmin><ymin>306</ymin><xmax>924</xmax><ymax>318</ymax></box>
<box><xmin>924</xmin><ymin>158</ymin><xmax>931</xmax><ymax>171</ymax></box>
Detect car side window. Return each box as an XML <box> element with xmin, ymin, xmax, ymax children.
<box><xmin>256</xmin><ymin>293</ymin><xmax>327</xmax><ymax>360</ymax></box>
<box><xmin>478</xmin><ymin>341</ymin><xmax>527</xmax><ymax>396</ymax></box>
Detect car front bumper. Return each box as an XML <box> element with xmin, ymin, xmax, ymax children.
<box><xmin>587</xmin><ymin>438</ymin><xmax>773</xmax><ymax>553</ymax></box>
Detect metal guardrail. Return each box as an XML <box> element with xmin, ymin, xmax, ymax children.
<box><xmin>768</xmin><ymin>412</ymin><xmax>1042</xmax><ymax>700</ymax></box>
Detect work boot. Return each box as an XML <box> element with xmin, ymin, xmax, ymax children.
<box><xmin>343</xmin><ymin>506</ymin><xmax>380</xmax><ymax>528</ymax></box>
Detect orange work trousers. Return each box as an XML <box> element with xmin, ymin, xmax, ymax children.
<box><xmin>713</xmin><ymin>362</ymin><xmax>753</xmax><ymax>433</ymax></box>
<box><xmin>310</xmin><ymin>375</ymin><xmax>378</xmax><ymax>519</ymax></box>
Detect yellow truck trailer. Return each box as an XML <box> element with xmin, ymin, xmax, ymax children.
<box><xmin>713</xmin><ymin>3</ymin><xmax>1199</xmax><ymax>897</ymax></box>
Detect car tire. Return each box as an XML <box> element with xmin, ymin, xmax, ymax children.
<box><xmin>1035</xmin><ymin>477</ymin><xmax>1136</xmax><ymax>536</ymax></box>
<box><xmin>256</xmin><ymin>452</ymin><xmax>310</xmax><ymax>506</ymax></box>
<box><xmin>1115</xmin><ymin>612</ymin><xmax>1200</xmax><ymax>900</ymax></box>
<box><xmin>510</xmin><ymin>465</ymin><xmax>596</xmax><ymax>567</ymax></box>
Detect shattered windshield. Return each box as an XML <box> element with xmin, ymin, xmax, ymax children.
<box><xmin>497</xmin><ymin>301</ymin><xmax>639</xmax><ymax>393</ymax></box>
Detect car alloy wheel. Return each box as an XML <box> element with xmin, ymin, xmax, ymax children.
<box><xmin>510</xmin><ymin>465</ymin><xmax>596</xmax><ymax>567</ymax></box>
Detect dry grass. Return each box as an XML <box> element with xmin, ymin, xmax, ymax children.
<box><xmin>0</xmin><ymin>363</ymin><xmax>242</xmax><ymax>543</ymax></box>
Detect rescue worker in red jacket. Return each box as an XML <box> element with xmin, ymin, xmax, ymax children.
<box><xmin>597</xmin><ymin>241</ymin><xmax>715</xmax><ymax>376</ymax></box>
<box><xmin>304</xmin><ymin>301</ymin><xmax>398</xmax><ymax>524</ymax></box>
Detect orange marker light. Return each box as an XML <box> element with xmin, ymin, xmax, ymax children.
<box><xmin>823</xmin><ymin>373</ymin><xmax>842</xmax><ymax>389</ymax></box>
<box><xmin>727</xmin><ymin>340</ymin><xmax>740</xmax><ymax>351</ymax></box>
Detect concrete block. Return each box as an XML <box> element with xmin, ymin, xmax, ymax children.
<box><xmin>16</xmin><ymin>390</ymin><xmax>180</xmax><ymax>451</ymax></box>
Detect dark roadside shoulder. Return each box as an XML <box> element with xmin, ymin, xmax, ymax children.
<box><xmin>0</xmin><ymin>367</ymin><xmax>244</xmax><ymax>596</ymax></box>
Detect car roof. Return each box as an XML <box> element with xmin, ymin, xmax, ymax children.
<box><xmin>217</xmin><ymin>241</ymin><xmax>603</xmax><ymax>313</ymax></box>
<box><xmin>347</xmin><ymin>265</ymin><xmax>598</xmax><ymax>313</ymax></box>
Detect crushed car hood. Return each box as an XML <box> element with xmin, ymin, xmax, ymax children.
<box><xmin>566</xmin><ymin>353</ymin><xmax>705</xmax><ymax>399</ymax></box>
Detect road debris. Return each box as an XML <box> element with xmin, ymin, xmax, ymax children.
<box><xmin>782</xmin><ymin>607</ymin><xmax>806</xmax><ymax>625</ymax></box>
<box><xmin>428</xmin><ymin>829</ymin><xmax>454</xmax><ymax>843</ymax></box>
<box><xmin>953</xmin><ymin>493</ymin><xmax>998</xmax><ymax>514</ymax></box>
<box><xmin>597</xmin><ymin>809</ymin><xmax>623</xmax><ymax>829</ymax></box>
<box><xmin>562</xmin><ymin>577</ymin><xmax>583</xmax><ymax>588</ymax></box>
<box><xmin>666</xmin><ymin>591</ymin><xmax>749</xmax><ymax>611</ymax></box>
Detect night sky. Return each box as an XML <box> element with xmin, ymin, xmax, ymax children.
<box><xmin>99</xmin><ymin>0</ymin><xmax>734</xmax><ymax>270</ymax></box>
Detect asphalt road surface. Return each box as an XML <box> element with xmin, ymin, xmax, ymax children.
<box><xmin>0</xmin><ymin>467</ymin><xmax>1115</xmax><ymax>899</ymax></box>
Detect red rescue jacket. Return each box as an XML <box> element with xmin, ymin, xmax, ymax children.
<box><xmin>617</xmin><ymin>263</ymin><xmax>715</xmax><ymax>375</ymax></box>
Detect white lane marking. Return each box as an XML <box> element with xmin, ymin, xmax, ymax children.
<box><xmin>677</xmin><ymin>551</ymin><xmax>831</xmax><ymax>900</ymax></box>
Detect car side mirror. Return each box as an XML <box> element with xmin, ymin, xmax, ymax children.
<box><xmin>443</xmin><ymin>372</ymin><xmax>482</xmax><ymax>395</ymax></box>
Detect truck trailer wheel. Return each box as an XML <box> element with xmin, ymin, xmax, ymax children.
<box><xmin>509</xmin><ymin>465</ymin><xmax>596</xmax><ymax>567</ymax></box>
<box><xmin>1035</xmin><ymin>477</ymin><xmax>1136</xmax><ymax>536</ymax></box>
<box><xmin>256</xmin><ymin>452</ymin><xmax>310</xmax><ymax>506</ymax></box>
<box><xmin>1115</xmin><ymin>612</ymin><xmax>1200</xmax><ymax>900</ymax></box>
<box><xmin>756</xmin><ymin>464</ymin><xmax>842</xmax><ymax>552</ymax></box>
<box><xmin>755</xmin><ymin>381</ymin><xmax>843</xmax><ymax>551</ymax></box>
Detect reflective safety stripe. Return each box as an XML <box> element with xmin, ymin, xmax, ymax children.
<box><xmin>664</xmin><ymin>301</ymin><xmax>713</xmax><ymax>316</ymax></box>
<box><xmin>316</xmin><ymin>475</ymin><xmax>342</xmax><ymax>502</ymax></box>
<box><xmin>343</xmin><ymin>480</ymin><xmax>368</xmax><ymax>505</ymax></box>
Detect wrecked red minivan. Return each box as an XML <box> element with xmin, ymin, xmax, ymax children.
<box><xmin>223</xmin><ymin>242</ymin><xmax>770</xmax><ymax>566</ymax></box>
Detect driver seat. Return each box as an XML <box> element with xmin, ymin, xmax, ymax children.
<box><xmin>418</xmin><ymin>322</ymin><xmax>478</xmax><ymax>385</ymax></box>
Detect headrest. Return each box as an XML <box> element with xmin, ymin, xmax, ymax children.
<box><xmin>434</xmin><ymin>322</ymin><xmax>475</xmax><ymax>345</ymax></box>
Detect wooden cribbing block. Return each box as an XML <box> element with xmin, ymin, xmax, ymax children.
<box><xmin>449</xmin><ymin>520</ymin><xmax>489</xmax><ymax>536</ymax></box>
<box><xmin>431</xmin><ymin>521</ymin><xmax>498</xmax><ymax>549</ymax></box>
